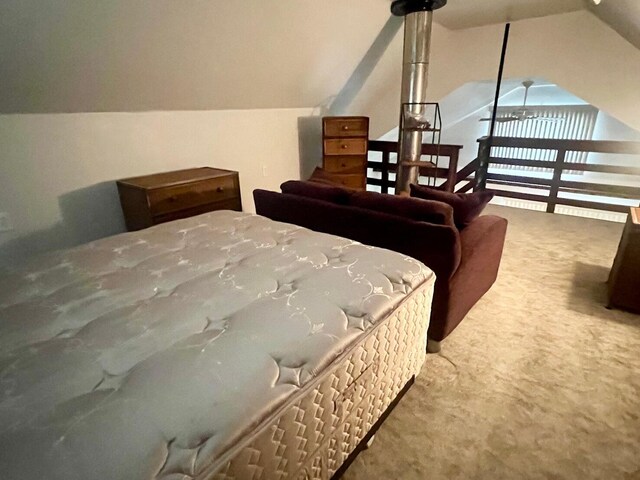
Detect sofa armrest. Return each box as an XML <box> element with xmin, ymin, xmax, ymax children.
<box><xmin>459</xmin><ymin>215</ymin><xmax>508</xmax><ymax>266</ymax></box>
<box><xmin>430</xmin><ymin>214</ymin><xmax>508</xmax><ymax>340</ymax></box>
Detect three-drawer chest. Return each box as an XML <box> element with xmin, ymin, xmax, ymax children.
<box><xmin>322</xmin><ymin>116</ymin><xmax>370</xmax><ymax>190</ymax></box>
<box><xmin>116</xmin><ymin>167</ymin><xmax>241</xmax><ymax>231</ymax></box>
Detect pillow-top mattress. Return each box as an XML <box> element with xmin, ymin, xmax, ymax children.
<box><xmin>0</xmin><ymin>210</ymin><xmax>433</xmax><ymax>479</ymax></box>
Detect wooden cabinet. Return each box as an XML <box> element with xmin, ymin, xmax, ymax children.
<box><xmin>608</xmin><ymin>207</ymin><xmax>640</xmax><ymax>313</ymax></box>
<box><xmin>322</xmin><ymin>116</ymin><xmax>369</xmax><ymax>190</ymax></box>
<box><xmin>117</xmin><ymin>167</ymin><xmax>241</xmax><ymax>231</ymax></box>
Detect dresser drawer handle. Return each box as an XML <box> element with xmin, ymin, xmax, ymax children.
<box><xmin>216</xmin><ymin>186</ymin><xmax>224</xmax><ymax>193</ymax></box>
<box><xmin>341</xmin><ymin>144</ymin><xmax>348</xmax><ymax>149</ymax></box>
<box><xmin>169</xmin><ymin>195</ymin><xmax>178</xmax><ymax>202</ymax></box>
<box><xmin>342</xmin><ymin>125</ymin><xmax>349</xmax><ymax>131</ymax></box>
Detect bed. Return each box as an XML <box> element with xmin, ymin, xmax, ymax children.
<box><xmin>0</xmin><ymin>210</ymin><xmax>434</xmax><ymax>479</ymax></box>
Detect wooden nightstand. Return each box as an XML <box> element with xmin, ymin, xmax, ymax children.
<box><xmin>117</xmin><ymin>167</ymin><xmax>241</xmax><ymax>231</ymax></box>
<box><xmin>608</xmin><ymin>207</ymin><xmax>640</xmax><ymax>313</ymax></box>
<box><xmin>322</xmin><ymin>116</ymin><xmax>369</xmax><ymax>190</ymax></box>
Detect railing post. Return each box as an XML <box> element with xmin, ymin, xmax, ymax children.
<box><xmin>547</xmin><ymin>149</ymin><xmax>566</xmax><ymax>214</ymax></box>
<box><xmin>474</xmin><ymin>137</ymin><xmax>491</xmax><ymax>191</ymax></box>
<box><xmin>381</xmin><ymin>151</ymin><xmax>390</xmax><ymax>194</ymax></box>
<box><xmin>444</xmin><ymin>148</ymin><xmax>459</xmax><ymax>193</ymax></box>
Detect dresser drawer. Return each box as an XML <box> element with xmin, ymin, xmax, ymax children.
<box><xmin>148</xmin><ymin>175</ymin><xmax>238</xmax><ymax>216</ymax></box>
<box><xmin>324</xmin><ymin>118</ymin><xmax>368</xmax><ymax>137</ymax></box>
<box><xmin>324</xmin><ymin>138</ymin><xmax>367</xmax><ymax>156</ymax></box>
<box><xmin>324</xmin><ymin>156</ymin><xmax>367</xmax><ymax>174</ymax></box>
<box><xmin>152</xmin><ymin>197</ymin><xmax>242</xmax><ymax>225</ymax></box>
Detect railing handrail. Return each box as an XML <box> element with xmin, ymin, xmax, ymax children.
<box><xmin>366</xmin><ymin>136</ymin><xmax>640</xmax><ymax>213</ymax></box>
<box><xmin>486</xmin><ymin>156</ymin><xmax>640</xmax><ymax>176</ymax></box>
<box><xmin>474</xmin><ymin>135</ymin><xmax>640</xmax><ymax>215</ymax></box>
<box><xmin>478</xmin><ymin>136</ymin><xmax>640</xmax><ymax>155</ymax></box>
<box><xmin>368</xmin><ymin>140</ymin><xmax>464</xmax><ymax>157</ymax></box>
<box><xmin>368</xmin><ymin>140</ymin><xmax>464</xmax><ymax>193</ymax></box>
<box><xmin>440</xmin><ymin>158</ymin><xmax>479</xmax><ymax>191</ymax></box>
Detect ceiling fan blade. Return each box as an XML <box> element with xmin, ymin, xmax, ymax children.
<box><xmin>535</xmin><ymin>117</ymin><xmax>565</xmax><ymax>123</ymax></box>
<box><xmin>479</xmin><ymin>116</ymin><xmax>519</xmax><ymax>123</ymax></box>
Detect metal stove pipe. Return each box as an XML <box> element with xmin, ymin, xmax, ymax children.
<box><xmin>391</xmin><ymin>0</ymin><xmax>447</xmax><ymax>194</ymax></box>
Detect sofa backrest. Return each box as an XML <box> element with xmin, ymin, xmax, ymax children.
<box><xmin>253</xmin><ymin>189</ymin><xmax>462</xmax><ymax>281</ymax></box>
<box><xmin>281</xmin><ymin>180</ymin><xmax>352</xmax><ymax>204</ymax></box>
<box><xmin>281</xmin><ymin>180</ymin><xmax>455</xmax><ymax>225</ymax></box>
<box><xmin>349</xmin><ymin>190</ymin><xmax>454</xmax><ymax>226</ymax></box>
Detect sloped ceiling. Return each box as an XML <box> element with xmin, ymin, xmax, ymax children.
<box><xmin>436</xmin><ymin>0</ymin><xmax>640</xmax><ymax>50</ymax></box>
<box><xmin>1</xmin><ymin>0</ymin><xmax>638</xmax><ymax>114</ymax></box>
<box><xmin>435</xmin><ymin>0</ymin><xmax>585</xmax><ymax>30</ymax></box>
<box><xmin>0</xmin><ymin>0</ymin><xmax>390</xmax><ymax>113</ymax></box>
<box><xmin>590</xmin><ymin>0</ymin><xmax>640</xmax><ymax>50</ymax></box>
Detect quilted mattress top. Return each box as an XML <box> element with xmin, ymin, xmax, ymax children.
<box><xmin>0</xmin><ymin>210</ymin><xmax>432</xmax><ymax>479</ymax></box>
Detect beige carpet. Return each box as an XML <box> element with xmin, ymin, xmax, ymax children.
<box><xmin>345</xmin><ymin>205</ymin><xmax>640</xmax><ymax>480</ymax></box>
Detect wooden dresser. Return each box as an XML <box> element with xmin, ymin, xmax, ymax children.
<box><xmin>322</xmin><ymin>116</ymin><xmax>369</xmax><ymax>190</ymax></box>
<box><xmin>117</xmin><ymin>167</ymin><xmax>241</xmax><ymax>231</ymax></box>
<box><xmin>608</xmin><ymin>207</ymin><xmax>640</xmax><ymax>313</ymax></box>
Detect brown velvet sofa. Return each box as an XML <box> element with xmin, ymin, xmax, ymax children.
<box><xmin>253</xmin><ymin>182</ymin><xmax>508</xmax><ymax>352</ymax></box>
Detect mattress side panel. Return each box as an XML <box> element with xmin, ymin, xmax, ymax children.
<box><xmin>205</xmin><ymin>279</ymin><xmax>433</xmax><ymax>480</ymax></box>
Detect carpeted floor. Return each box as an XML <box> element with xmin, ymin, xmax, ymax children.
<box><xmin>344</xmin><ymin>205</ymin><xmax>640</xmax><ymax>480</ymax></box>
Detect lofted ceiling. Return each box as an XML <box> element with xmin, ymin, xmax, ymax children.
<box><xmin>433</xmin><ymin>0</ymin><xmax>585</xmax><ymax>30</ymax></box>
<box><xmin>0</xmin><ymin>0</ymin><xmax>638</xmax><ymax>114</ymax></box>
<box><xmin>590</xmin><ymin>0</ymin><xmax>640</xmax><ymax>50</ymax></box>
<box><xmin>428</xmin><ymin>0</ymin><xmax>640</xmax><ymax>50</ymax></box>
<box><xmin>0</xmin><ymin>0</ymin><xmax>390</xmax><ymax>113</ymax></box>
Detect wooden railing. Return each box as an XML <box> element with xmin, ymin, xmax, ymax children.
<box><xmin>367</xmin><ymin>140</ymin><xmax>464</xmax><ymax>193</ymax></box>
<box><xmin>475</xmin><ymin>136</ymin><xmax>640</xmax><ymax>214</ymax></box>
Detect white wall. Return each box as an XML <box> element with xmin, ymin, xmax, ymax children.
<box><xmin>350</xmin><ymin>11</ymin><xmax>640</xmax><ymax>139</ymax></box>
<box><xmin>0</xmin><ymin>108</ymin><xmax>313</xmax><ymax>263</ymax></box>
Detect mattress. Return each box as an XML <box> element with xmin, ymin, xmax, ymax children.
<box><xmin>0</xmin><ymin>210</ymin><xmax>434</xmax><ymax>479</ymax></box>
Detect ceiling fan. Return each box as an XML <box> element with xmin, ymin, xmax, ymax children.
<box><xmin>479</xmin><ymin>80</ymin><xmax>561</xmax><ymax>123</ymax></box>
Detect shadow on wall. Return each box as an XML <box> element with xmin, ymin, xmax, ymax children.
<box><xmin>298</xmin><ymin>114</ymin><xmax>325</xmax><ymax>180</ymax></box>
<box><xmin>0</xmin><ymin>182</ymin><xmax>126</xmax><ymax>265</ymax></box>
<box><xmin>296</xmin><ymin>15</ymin><xmax>403</xmax><ymax>180</ymax></box>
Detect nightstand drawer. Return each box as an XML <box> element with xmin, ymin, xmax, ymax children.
<box><xmin>324</xmin><ymin>156</ymin><xmax>367</xmax><ymax>174</ymax></box>
<box><xmin>152</xmin><ymin>197</ymin><xmax>242</xmax><ymax>225</ymax></box>
<box><xmin>148</xmin><ymin>175</ymin><xmax>238</xmax><ymax>216</ymax></box>
<box><xmin>324</xmin><ymin>138</ymin><xmax>367</xmax><ymax>156</ymax></box>
<box><xmin>323</xmin><ymin>118</ymin><xmax>368</xmax><ymax>137</ymax></box>
<box><xmin>117</xmin><ymin>167</ymin><xmax>241</xmax><ymax>231</ymax></box>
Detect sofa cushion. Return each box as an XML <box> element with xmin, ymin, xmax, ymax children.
<box><xmin>349</xmin><ymin>190</ymin><xmax>454</xmax><ymax>226</ymax></box>
<box><xmin>280</xmin><ymin>180</ymin><xmax>352</xmax><ymax>204</ymax></box>
<box><xmin>410</xmin><ymin>184</ymin><xmax>494</xmax><ymax>228</ymax></box>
